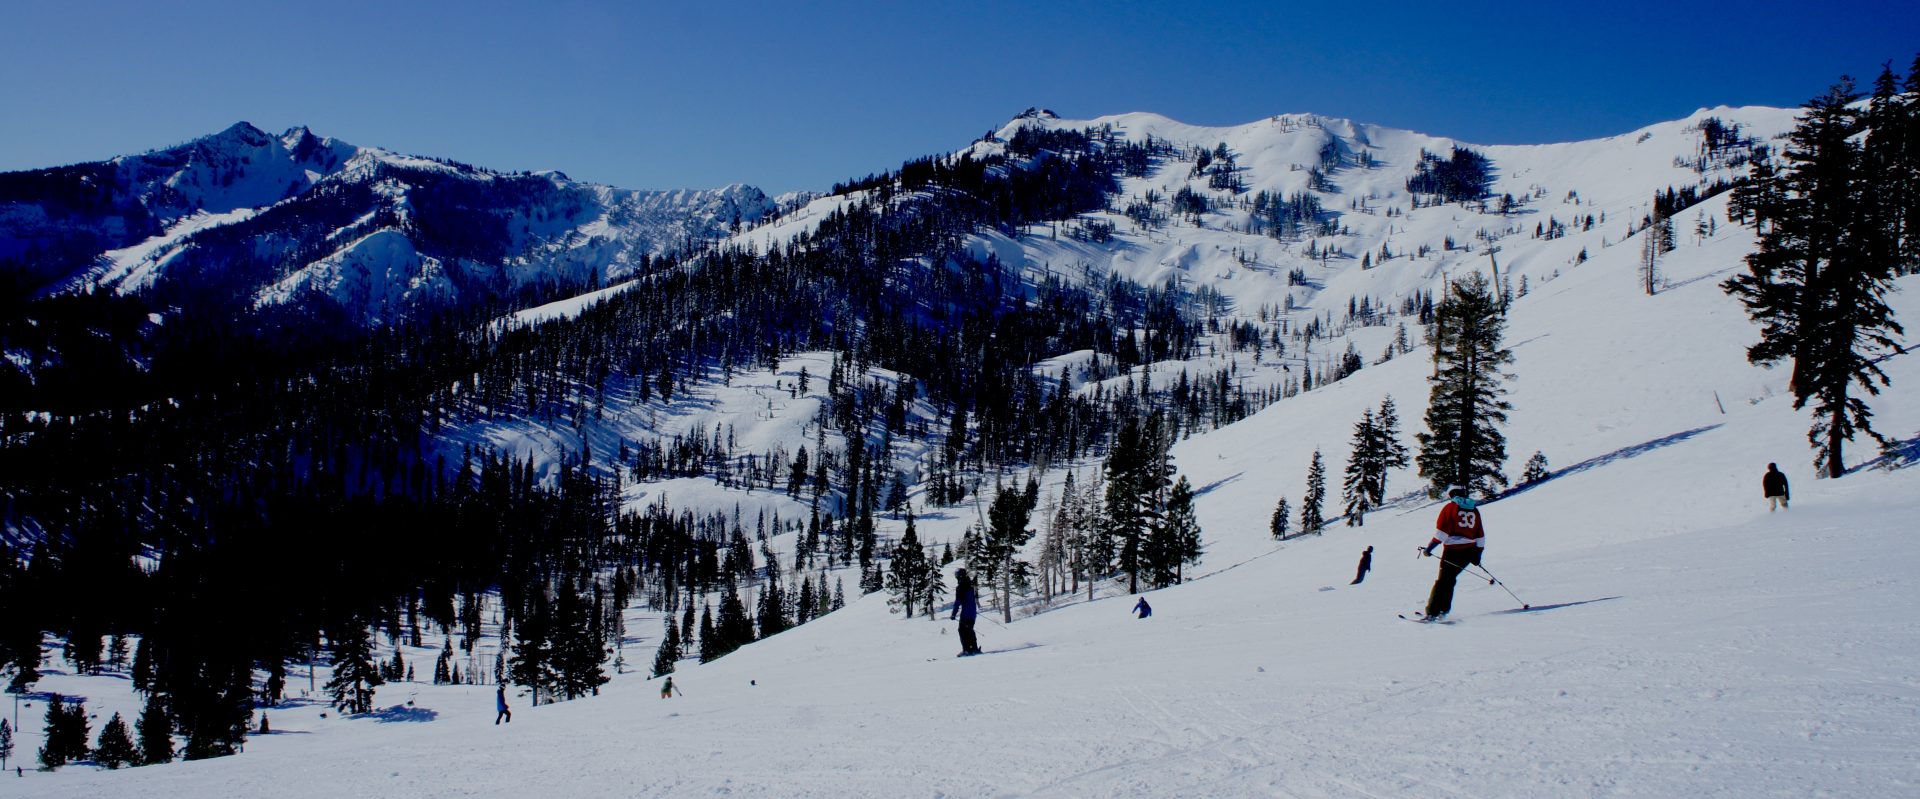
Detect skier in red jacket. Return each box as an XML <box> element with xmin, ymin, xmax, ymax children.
<box><xmin>1421</xmin><ymin>485</ymin><xmax>1486</xmax><ymax>620</ymax></box>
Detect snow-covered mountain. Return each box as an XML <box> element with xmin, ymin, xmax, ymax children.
<box><xmin>0</xmin><ymin>122</ymin><xmax>777</xmax><ymax>323</ymax></box>
<box><xmin>14</xmin><ymin>99</ymin><xmax>1920</xmax><ymax>798</ymax></box>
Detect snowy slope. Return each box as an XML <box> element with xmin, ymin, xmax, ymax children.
<box><xmin>15</xmin><ymin>104</ymin><xmax>1920</xmax><ymax>796</ymax></box>
<box><xmin>21</xmin><ymin>268</ymin><xmax>1920</xmax><ymax>797</ymax></box>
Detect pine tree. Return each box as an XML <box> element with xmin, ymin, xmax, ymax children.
<box><xmin>39</xmin><ymin>694</ymin><xmax>89</xmax><ymax>769</ymax></box>
<box><xmin>0</xmin><ymin>718</ymin><xmax>13</xmax><ymax>771</ymax></box>
<box><xmin>324</xmin><ymin>622</ymin><xmax>383</xmax><ymax>715</ymax></box>
<box><xmin>94</xmin><ymin>712</ymin><xmax>137</xmax><ymax>769</ymax></box>
<box><xmin>1522</xmin><ymin>451</ymin><xmax>1551</xmax><ymax>484</ymax></box>
<box><xmin>1343</xmin><ymin>409</ymin><xmax>1377</xmax><ymax>526</ymax></box>
<box><xmin>1269</xmin><ymin>496</ymin><xmax>1291</xmax><ymax>539</ymax></box>
<box><xmin>919</xmin><ymin>553</ymin><xmax>948</xmax><ymax>621</ymax></box>
<box><xmin>1865</xmin><ymin>62</ymin><xmax>1915</xmax><ymax>274</ymax></box>
<box><xmin>509</xmin><ymin>593</ymin><xmax>556</xmax><ymax>705</ymax></box>
<box><xmin>1723</xmin><ymin>79</ymin><xmax>1908</xmax><ymax>477</ymax></box>
<box><xmin>1416</xmin><ymin>272</ymin><xmax>1515</xmax><ymax>496</ymax></box>
<box><xmin>697</xmin><ymin>604</ymin><xmax>717</xmax><ymax>663</ymax></box>
<box><xmin>796</xmin><ymin>577</ymin><xmax>816</xmax><ymax>625</ymax></box>
<box><xmin>1103</xmin><ymin>416</ymin><xmax>1150</xmax><ymax>594</ymax></box>
<box><xmin>979</xmin><ymin>485</ymin><xmax>1036</xmax><ymax>622</ymax></box>
<box><xmin>885</xmin><ymin>511</ymin><xmax>931</xmax><ymax>617</ymax></box>
<box><xmin>1301</xmin><ymin>449</ymin><xmax>1327</xmax><ymax>534</ymax></box>
<box><xmin>1374</xmin><ymin>395</ymin><xmax>1411</xmax><ymax>501</ymax></box>
<box><xmin>713</xmin><ymin>582</ymin><xmax>752</xmax><ymax>659</ymax></box>
<box><xmin>650</xmin><ymin>616</ymin><xmax>680</xmax><ymax>678</ymax></box>
<box><xmin>136</xmin><ymin>693</ymin><xmax>173</xmax><ymax>766</ymax></box>
<box><xmin>1161</xmin><ymin>476</ymin><xmax>1203</xmax><ymax>584</ymax></box>
<box><xmin>550</xmin><ymin>587</ymin><xmax>608</xmax><ymax>700</ymax></box>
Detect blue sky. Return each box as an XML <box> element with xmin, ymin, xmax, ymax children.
<box><xmin>2</xmin><ymin>0</ymin><xmax>1915</xmax><ymax>194</ymax></box>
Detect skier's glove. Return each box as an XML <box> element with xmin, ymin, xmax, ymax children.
<box><xmin>1422</xmin><ymin>544</ymin><xmax>1436</xmax><ymax>557</ymax></box>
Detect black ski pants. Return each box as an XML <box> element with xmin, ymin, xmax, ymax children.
<box><xmin>1425</xmin><ymin>546</ymin><xmax>1482</xmax><ymax>617</ymax></box>
<box><xmin>957</xmin><ymin>616</ymin><xmax>979</xmax><ymax>654</ymax></box>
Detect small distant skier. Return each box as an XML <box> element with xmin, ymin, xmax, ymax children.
<box><xmin>1763</xmin><ymin>463</ymin><xmax>1790</xmax><ymax>512</ymax></box>
<box><xmin>1421</xmin><ymin>486</ymin><xmax>1486</xmax><ymax>621</ymax></box>
<box><xmin>660</xmin><ymin>676</ymin><xmax>681</xmax><ymax>699</ymax></box>
<box><xmin>951</xmin><ymin>567</ymin><xmax>982</xmax><ymax>656</ymax></box>
<box><xmin>495</xmin><ymin>684</ymin><xmax>511</xmax><ymax>724</ymax></box>
<box><xmin>1133</xmin><ymin>597</ymin><xmax>1152</xmax><ymax>618</ymax></box>
<box><xmin>1350</xmin><ymin>546</ymin><xmax>1374</xmax><ymax>585</ymax></box>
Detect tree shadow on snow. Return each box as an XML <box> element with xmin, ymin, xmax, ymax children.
<box><xmin>367</xmin><ymin>704</ymin><xmax>439</xmax><ymax>723</ymax></box>
<box><xmin>1192</xmin><ymin>472</ymin><xmax>1241</xmax><ymax>496</ymax></box>
<box><xmin>1500</xmin><ymin>424</ymin><xmax>1724</xmax><ymax>500</ymax></box>
<box><xmin>1848</xmin><ymin>432</ymin><xmax>1920</xmax><ymax>475</ymax></box>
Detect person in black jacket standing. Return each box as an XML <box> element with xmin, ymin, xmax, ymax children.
<box><xmin>1763</xmin><ymin>463</ymin><xmax>1790</xmax><ymax>512</ymax></box>
<box><xmin>1350</xmin><ymin>546</ymin><xmax>1374</xmax><ymax>585</ymax></box>
<box><xmin>950</xmin><ymin>568</ymin><xmax>981</xmax><ymax>656</ymax></box>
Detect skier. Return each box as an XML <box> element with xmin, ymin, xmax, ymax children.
<box><xmin>1350</xmin><ymin>546</ymin><xmax>1374</xmax><ymax>585</ymax></box>
<box><xmin>950</xmin><ymin>567</ymin><xmax>982</xmax><ymax>656</ymax></box>
<box><xmin>495</xmin><ymin>684</ymin><xmax>511</xmax><ymax>724</ymax></box>
<box><xmin>1132</xmin><ymin>597</ymin><xmax>1152</xmax><ymax>618</ymax></box>
<box><xmin>1420</xmin><ymin>486</ymin><xmax>1486</xmax><ymax>621</ymax></box>
<box><xmin>659</xmin><ymin>676</ymin><xmax>681</xmax><ymax>698</ymax></box>
<box><xmin>1763</xmin><ymin>463</ymin><xmax>1790</xmax><ymax>512</ymax></box>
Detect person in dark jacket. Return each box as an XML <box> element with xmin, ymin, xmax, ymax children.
<box><xmin>1763</xmin><ymin>463</ymin><xmax>1790</xmax><ymax>512</ymax></box>
<box><xmin>495</xmin><ymin>684</ymin><xmax>511</xmax><ymax>724</ymax></box>
<box><xmin>950</xmin><ymin>568</ymin><xmax>982</xmax><ymax>656</ymax></box>
<box><xmin>1132</xmin><ymin>597</ymin><xmax>1152</xmax><ymax>618</ymax></box>
<box><xmin>1350</xmin><ymin>546</ymin><xmax>1374</xmax><ymax>585</ymax></box>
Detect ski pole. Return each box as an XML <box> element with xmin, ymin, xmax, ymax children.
<box><xmin>1466</xmin><ymin>564</ymin><xmax>1529</xmax><ymax>609</ymax></box>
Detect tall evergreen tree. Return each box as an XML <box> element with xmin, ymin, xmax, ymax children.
<box><xmin>94</xmin><ymin>712</ymin><xmax>137</xmax><ymax>769</ymax></box>
<box><xmin>713</xmin><ymin>582</ymin><xmax>753</xmax><ymax>659</ymax></box>
<box><xmin>509</xmin><ymin>593</ymin><xmax>557</xmax><ymax>705</ymax></box>
<box><xmin>1724</xmin><ymin>79</ymin><xmax>1908</xmax><ymax>477</ymax></box>
<box><xmin>650</xmin><ymin>616</ymin><xmax>680</xmax><ymax>678</ymax></box>
<box><xmin>1343</xmin><ymin>409</ymin><xmax>1378</xmax><ymax>527</ymax></box>
<box><xmin>1160</xmin><ymin>475</ymin><xmax>1203</xmax><ymax>585</ymax></box>
<box><xmin>884</xmin><ymin>510</ymin><xmax>932</xmax><ymax>617</ymax></box>
<box><xmin>1865</xmin><ymin>62</ymin><xmax>1916</xmax><ymax>274</ymax></box>
<box><xmin>550</xmin><ymin>588</ymin><xmax>608</xmax><ymax>700</ymax></box>
<box><xmin>978</xmin><ymin>485</ymin><xmax>1036</xmax><ymax>622</ymax></box>
<box><xmin>1103</xmin><ymin>416</ymin><xmax>1151</xmax><ymax>594</ymax></box>
<box><xmin>1301</xmin><ymin>449</ymin><xmax>1327</xmax><ymax>534</ymax></box>
<box><xmin>697</xmin><ymin>603</ymin><xmax>717</xmax><ymax>663</ymax></box>
<box><xmin>1374</xmin><ymin>395</ymin><xmax>1411</xmax><ymax>498</ymax></box>
<box><xmin>1269</xmin><ymin>496</ymin><xmax>1291</xmax><ymax>540</ymax></box>
<box><xmin>324</xmin><ymin>621</ymin><xmax>383</xmax><ymax>715</ymax></box>
<box><xmin>1416</xmin><ymin>272</ymin><xmax>1515</xmax><ymax>496</ymax></box>
<box><xmin>136</xmin><ymin>693</ymin><xmax>174</xmax><ymax>766</ymax></box>
<box><xmin>0</xmin><ymin>717</ymin><xmax>12</xmax><ymax>771</ymax></box>
<box><xmin>38</xmin><ymin>694</ymin><xmax>89</xmax><ymax>769</ymax></box>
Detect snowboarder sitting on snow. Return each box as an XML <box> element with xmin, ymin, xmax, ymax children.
<box><xmin>660</xmin><ymin>676</ymin><xmax>681</xmax><ymax>699</ymax></box>
<box><xmin>1421</xmin><ymin>486</ymin><xmax>1486</xmax><ymax>621</ymax></box>
<box><xmin>495</xmin><ymin>684</ymin><xmax>511</xmax><ymax>724</ymax></box>
<box><xmin>1763</xmin><ymin>463</ymin><xmax>1790</xmax><ymax>512</ymax></box>
<box><xmin>1351</xmin><ymin>546</ymin><xmax>1373</xmax><ymax>585</ymax></box>
<box><xmin>1133</xmin><ymin>597</ymin><xmax>1152</xmax><ymax>618</ymax></box>
<box><xmin>951</xmin><ymin>568</ymin><xmax>982</xmax><ymax>656</ymax></box>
